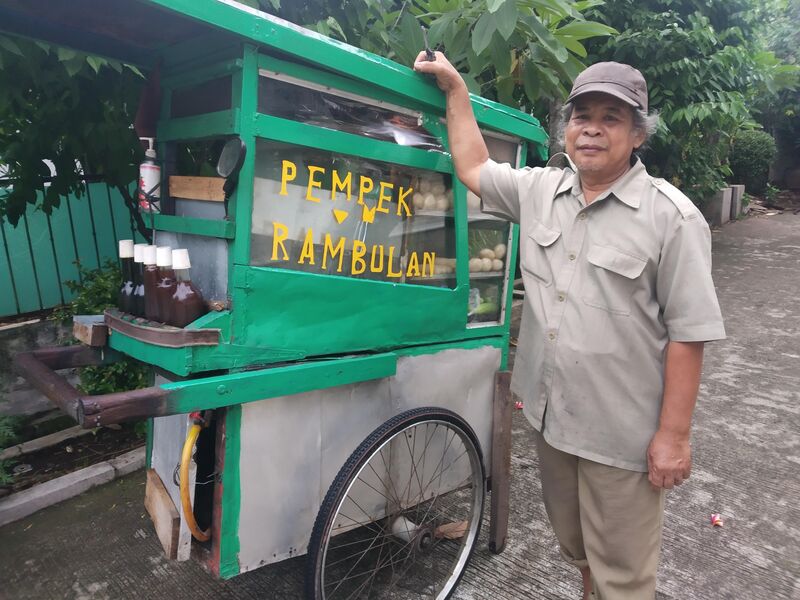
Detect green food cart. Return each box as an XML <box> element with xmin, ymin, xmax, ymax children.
<box><xmin>6</xmin><ymin>1</ymin><xmax>549</xmax><ymax>597</ymax></box>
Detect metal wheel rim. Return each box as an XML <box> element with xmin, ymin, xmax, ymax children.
<box><xmin>319</xmin><ymin>418</ymin><xmax>484</xmax><ymax>600</ymax></box>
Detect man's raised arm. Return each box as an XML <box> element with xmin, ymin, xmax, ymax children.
<box><xmin>413</xmin><ymin>52</ymin><xmax>488</xmax><ymax>196</ymax></box>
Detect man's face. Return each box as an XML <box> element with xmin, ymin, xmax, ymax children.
<box><xmin>565</xmin><ymin>92</ymin><xmax>646</xmax><ymax>180</ymax></box>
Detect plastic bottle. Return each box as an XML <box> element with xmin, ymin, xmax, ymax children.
<box><xmin>138</xmin><ymin>138</ymin><xmax>161</xmax><ymax>213</ymax></box>
<box><xmin>155</xmin><ymin>246</ymin><xmax>176</xmax><ymax>325</ymax></box>
<box><xmin>118</xmin><ymin>240</ymin><xmax>135</xmax><ymax>314</ymax></box>
<box><xmin>132</xmin><ymin>243</ymin><xmax>148</xmax><ymax>317</ymax></box>
<box><xmin>142</xmin><ymin>245</ymin><xmax>160</xmax><ymax>321</ymax></box>
<box><xmin>170</xmin><ymin>249</ymin><xmax>207</xmax><ymax>328</ymax></box>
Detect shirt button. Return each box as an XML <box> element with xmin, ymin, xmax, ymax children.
<box><xmin>569</xmin><ymin>253</ymin><xmax>576</xmax><ymax>261</ymax></box>
<box><xmin>579</xmin><ymin>213</ymin><xmax>587</xmax><ymax>220</ymax></box>
<box><xmin>548</xmin><ymin>332</ymin><xmax>556</xmax><ymax>340</ymax></box>
<box><xmin>558</xmin><ymin>294</ymin><xmax>565</xmax><ymax>302</ymax></box>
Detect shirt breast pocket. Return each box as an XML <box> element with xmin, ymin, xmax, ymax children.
<box><xmin>522</xmin><ymin>220</ymin><xmax>561</xmax><ymax>287</ymax></box>
<box><xmin>582</xmin><ymin>244</ymin><xmax>647</xmax><ymax>316</ymax></box>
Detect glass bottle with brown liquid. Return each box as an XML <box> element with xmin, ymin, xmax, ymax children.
<box><xmin>118</xmin><ymin>240</ymin><xmax>135</xmax><ymax>314</ymax></box>
<box><xmin>170</xmin><ymin>249</ymin><xmax>207</xmax><ymax>327</ymax></box>
<box><xmin>155</xmin><ymin>246</ymin><xmax>176</xmax><ymax>325</ymax></box>
<box><xmin>132</xmin><ymin>243</ymin><xmax>147</xmax><ymax>317</ymax></box>
<box><xmin>142</xmin><ymin>245</ymin><xmax>160</xmax><ymax>321</ymax></box>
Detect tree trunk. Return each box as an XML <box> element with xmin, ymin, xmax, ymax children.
<box><xmin>117</xmin><ymin>184</ymin><xmax>152</xmax><ymax>243</ymax></box>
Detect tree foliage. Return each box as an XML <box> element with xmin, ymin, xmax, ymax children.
<box><xmin>584</xmin><ymin>0</ymin><xmax>798</xmax><ymax>202</ymax></box>
<box><xmin>0</xmin><ymin>36</ymin><xmax>147</xmax><ymax>234</ymax></box>
<box><xmin>258</xmin><ymin>0</ymin><xmax>615</xmax><ymax>113</ymax></box>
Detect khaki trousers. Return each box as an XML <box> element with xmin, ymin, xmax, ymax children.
<box><xmin>534</xmin><ymin>430</ymin><xmax>665</xmax><ymax>600</ymax></box>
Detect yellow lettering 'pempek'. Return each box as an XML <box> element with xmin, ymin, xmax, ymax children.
<box><xmin>280</xmin><ymin>160</ymin><xmax>297</xmax><ymax>196</ymax></box>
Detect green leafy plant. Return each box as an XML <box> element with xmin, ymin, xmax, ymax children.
<box><xmin>764</xmin><ymin>183</ymin><xmax>781</xmax><ymax>204</ymax></box>
<box><xmin>729</xmin><ymin>130</ymin><xmax>778</xmax><ymax>195</ymax></box>
<box><xmin>51</xmin><ymin>260</ymin><xmax>150</xmax><ymax>395</ymax></box>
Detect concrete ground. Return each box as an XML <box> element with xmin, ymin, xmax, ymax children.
<box><xmin>1</xmin><ymin>213</ymin><xmax>798</xmax><ymax>599</ymax></box>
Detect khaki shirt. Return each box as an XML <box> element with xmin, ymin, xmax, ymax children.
<box><xmin>480</xmin><ymin>154</ymin><xmax>725</xmax><ymax>471</ymax></box>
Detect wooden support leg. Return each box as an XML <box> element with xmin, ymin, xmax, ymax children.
<box><xmin>489</xmin><ymin>370</ymin><xmax>512</xmax><ymax>554</ymax></box>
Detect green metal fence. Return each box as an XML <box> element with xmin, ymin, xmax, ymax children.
<box><xmin>0</xmin><ymin>182</ymin><xmax>142</xmax><ymax>318</ymax></box>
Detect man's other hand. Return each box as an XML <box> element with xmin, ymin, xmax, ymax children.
<box><xmin>647</xmin><ymin>429</ymin><xmax>692</xmax><ymax>490</ymax></box>
<box><xmin>413</xmin><ymin>51</ymin><xmax>466</xmax><ymax>95</ymax></box>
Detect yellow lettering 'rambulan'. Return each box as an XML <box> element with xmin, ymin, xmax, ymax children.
<box><xmin>351</xmin><ymin>240</ymin><xmax>367</xmax><ymax>275</ymax></box>
<box><xmin>331</xmin><ymin>170</ymin><xmax>352</xmax><ymax>201</ymax></box>
<box><xmin>306</xmin><ymin>166</ymin><xmax>325</xmax><ymax>203</ymax></box>
<box><xmin>396</xmin><ymin>186</ymin><xmax>413</xmax><ymax>217</ymax></box>
<box><xmin>422</xmin><ymin>252</ymin><xmax>436</xmax><ymax>277</ymax></box>
<box><xmin>370</xmin><ymin>245</ymin><xmax>385</xmax><ymax>273</ymax></box>
<box><xmin>271</xmin><ymin>221</ymin><xmax>289</xmax><ymax>261</ymax></box>
<box><xmin>406</xmin><ymin>252</ymin><xmax>421</xmax><ymax>278</ymax></box>
<box><xmin>376</xmin><ymin>182</ymin><xmax>394</xmax><ymax>214</ymax></box>
<box><xmin>387</xmin><ymin>246</ymin><xmax>402</xmax><ymax>278</ymax></box>
<box><xmin>357</xmin><ymin>176</ymin><xmax>374</xmax><ymax>206</ymax></box>
<box><xmin>280</xmin><ymin>160</ymin><xmax>296</xmax><ymax>196</ymax></box>
<box><xmin>298</xmin><ymin>228</ymin><xmax>315</xmax><ymax>264</ymax></box>
<box><xmin>323</xmin><ymin>234</ymin><xmax>345</xmax><ymax>272</ymax></box>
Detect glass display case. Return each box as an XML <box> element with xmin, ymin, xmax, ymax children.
<box><xmin>465</xmin><ymin>132</ymin><xmax>518</xmax><ymax>326</ymax></box>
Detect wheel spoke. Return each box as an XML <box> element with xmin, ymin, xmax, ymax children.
<box><xmin>311</xmin><ymin>412</ymin><xmax>484</xmax><ymax>600</ymax></box>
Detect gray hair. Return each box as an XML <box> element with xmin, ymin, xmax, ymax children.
<box><xmin>555</xmin><ymin>102</ymin><xmax>660</xmax><ymax>153</ymax></box>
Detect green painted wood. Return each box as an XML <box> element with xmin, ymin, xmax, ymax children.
<box><xmin>86</xmin><ymin>182</ymin><xmax>119</xmax><ymax>264</ymax></box>
<box><xmin>232</xmin><ymin>265</ymin><xmax>468</xmax><ymax>360</ymax></box>
<box><xmin>218</xmin><ymin>404</ymin><xmax>241</xmax><ymax>579</ymax></box>
<box><xmin>66</xmin><ymin>195</ymin><xmax>101</xmax><ymax>271</ymax></box>
<box><xmin>145</xmin><ymin>417</ymin><xmax>154</xmax><ymax>469</ymax></box>
<box><xmin>231</xmin><ymin>44</ymin><xmax>259</xmax><ymax>268</ymax></box>
<box><xmin>22</xmin><ymin>209</ymin><xmax>61</xmax><ymax>310</ymax></box>
<box><xmin>2</xmin><ymin>214</ymin><xmax>40</xmax><ymax>313</ymax></box>
<box><xmin>0</xmin><ymin>225</ymin><xmax>18</xmax><ymax>316</ymax></box>
<box><xmin>107</xmin><ymin>330</ymin><xmax>193</xmax><ymax>376</ymax></box>
<box><xmin>162</xmin><ymin>352</ymin><xmax>398</xmax><ymax>413</ymax></box>
<box><xmin>147</xmin><ymin>213</ymin><xmax>235</xmax><ymax>239</ymax></box>
<box><xmin>185</xmin><ymin>309</ymin><xmax>231</xmax><ymax>340</ymax></box>
<box><xmin>157</xmin><ymin>109</ymin><xmax>240</xmax><ymax>142</ymax></box>
<box><xmin>145</xmin><ymin>0</ymin><xmax>547</xmax><ymax>145</ymax></box>
<box><xmin>45</xmin><ymin>197</ymin><xmax>82</xmax><ymax>304</ymax></box>
<box><xmin>252</xmin><ymin>114</ymin><xmax>452</xmax><ymax>173</ymax></box>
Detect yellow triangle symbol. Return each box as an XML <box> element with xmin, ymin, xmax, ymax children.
<box><xmin>333</xmin><ymin>209</ymin><xmax>349</xmax><ymax>224</ymax></box>
<box><xmin>361</xmin><ymin>204</ymin><xmax>377</xmax><ymax>224</ymax></box>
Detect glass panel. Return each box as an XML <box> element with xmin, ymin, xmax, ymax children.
<box><xmin>466</xmin><ymin>133</ymin><xmax>519</xmax><ymax>325</ymax></box>
<box><xmin>251</xmin><ymin>140</ymin><xmax>455</xmax><ymax>287</ymax></box>
<box><xmin>257</xmin><ymin>75</ymin><xmax>443</xmax><ymax>151</ymax></box>
<box><xmin>171</xmin><ymin>76</ymin><xmax>232</xmax><ymax>119</ymax></box>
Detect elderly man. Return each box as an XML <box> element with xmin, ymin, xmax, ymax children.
<box><xmin>414</xmin><ymin>54</ymin><xmax>725</xmax><ymax>599</ymax></box>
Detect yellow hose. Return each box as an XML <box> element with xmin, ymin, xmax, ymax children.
<box><xmin>180</xmin><ymin>422</ymin><xmax>210</xmax><ymax>542</ymax></box>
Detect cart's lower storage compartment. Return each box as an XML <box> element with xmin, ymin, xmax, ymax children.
<box><xmin>146</xmin><ymin>345</ymin><xmax>501</xmax><ymax>578</ymax></box>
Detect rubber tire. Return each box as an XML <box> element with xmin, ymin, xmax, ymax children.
<box><xmin>305</xmin><ymin>406</ymin><xmax>485</xmax><ymax>600</ymax></box>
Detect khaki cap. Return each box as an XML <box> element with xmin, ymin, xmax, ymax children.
<box><xmin>567</xmin><ymin>62</ymin><xmax>648</xmax><ymax>112</ymax></box>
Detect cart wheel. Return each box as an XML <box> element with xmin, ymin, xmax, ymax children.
<box><xmin>305</xmin><ymin>407</ymin><xmax>485</xmax><ymax>600</ymax></box>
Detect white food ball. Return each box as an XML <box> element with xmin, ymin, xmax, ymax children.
<box><xmin>412</xmin><ymin>193</ymin><xmax>425</xmax><ymax>209</ymax></box>
<box><xmin>492</xmin><ymin>258</ymin><xmax>504</xmax><ymax>271</ymax></box>
<box><xmin>478</xmin><ymin>248</ymin><xmax>496</xmax><ymax>260</ymax></box>
<box><xmin>432</xmin><ymin>183</ymin><xmax>446</xmax><ymax>196</ymax></box>
<box><xmin>419</xmin><ymin>179</ymin><xmax>432</xmax><ymax>193</ymax></box>
<box><xmin>469</xmin><ymin>258</ymin><xmax>483</xmax><ymax>273</ymax></box>
<box><xmin>435</xmin><ymin>196</ymin><xmax>449</xmax><ymax>211</ymax></box>
<box><xmin>423</xmin><ymin>193</ymin><xmax>437</xmax><ymax>210</ymax></box>
<box><xmin>493</xmin><ymin>243</ymin><xmax>507</xmax><ymax>259</ymax></box>
<box><xmin>481</xmin><ymin>257</ymin><xmax>493</xmax><ymax>271</ymax></box>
